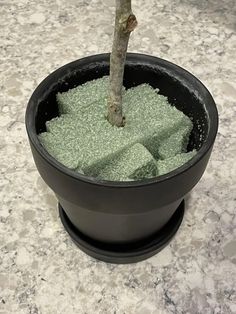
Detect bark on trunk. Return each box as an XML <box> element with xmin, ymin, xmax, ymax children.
<box><xmin>107</xmin><ymin>0</ymin><xmax>137</xmax><ymax>127</ymax></box>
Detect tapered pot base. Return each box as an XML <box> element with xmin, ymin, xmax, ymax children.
<box><xmin>59</xmin><ymin>201</ymin><xmax>185</xmax><ymax>264</ymax></box>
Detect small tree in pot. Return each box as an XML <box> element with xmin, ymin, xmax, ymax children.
<box><xmin>25</xmin><ymin>0</ymin><xmax>218</xmax><ymax>263</ymax></box>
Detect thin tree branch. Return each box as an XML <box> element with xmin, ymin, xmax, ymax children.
<box><xmin>107</xmin><ymin>0</ymin><xmax>137</xmax><ymax>127</ymax></box>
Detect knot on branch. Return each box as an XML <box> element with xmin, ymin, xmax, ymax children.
<box><xmin>121</xmin><ymin>14</ymin><xmax>137</xmax><ymax>33</ymax></box>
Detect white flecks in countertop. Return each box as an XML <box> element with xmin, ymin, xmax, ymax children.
<box><xmin>0</xmin><ymin>0</ymin><xmax>236</xmax><ymax>313</ymax></box>
<box><xmin>28</xmin><ymin>13</ymin><xmax>46</xmax><ymax>25</ymax></box>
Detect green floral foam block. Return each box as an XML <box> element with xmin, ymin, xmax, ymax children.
<box><xmin>39</xmin><ymin>76</ymin><xmax>196</xmax><ymax>181</ymax></box>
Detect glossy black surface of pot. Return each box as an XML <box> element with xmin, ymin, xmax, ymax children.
<box><xmin>26</xmin><ymin>54</ymin><xmax>218</xmax><ymax>248</ymax></box>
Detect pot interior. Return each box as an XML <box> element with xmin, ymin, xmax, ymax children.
<box><xmin>35</xmin><ymin>57</ymin><xmax>209</xmax><ymax>152</ymax></box>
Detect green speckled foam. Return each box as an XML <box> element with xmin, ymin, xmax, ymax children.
<box><xmin>39</xmin><ymin>76</ymin><xmax>197</xmax><ymax>181</ymax></box>
<box><xmin>98</xmin><ymin>143</ymin><xmax>157</xmax><ymax>181</ymax></box>
<box><xmin>57</xmin><ymin>76</ymin><xmax>109</xmax><ymax>114</ymax></box>
<box><xmin>157</xmin><ymin>125</ymin><xmax>191</xmax><ymax>159</ymax></box>
<box><xmin>157</xmin><ymin>151</ymin><xmax>197</xmax><ymax>176</ymax></box>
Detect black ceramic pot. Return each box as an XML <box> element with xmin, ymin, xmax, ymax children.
<box><xmin>25</xmin><ymin>53</ymin><xmax>218</xmax><ymax>263</ymax></box>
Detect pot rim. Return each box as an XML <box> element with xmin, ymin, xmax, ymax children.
<box><xmin>25</xmin><ymin>53</ymin><xmax>218</xmax><ymax>188</ymax></box>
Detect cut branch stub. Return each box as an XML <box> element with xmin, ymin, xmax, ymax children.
<box><xmin>121</xmin><ymin>14</ymin><xmax>137</xmax><ymax>33</ymax></box>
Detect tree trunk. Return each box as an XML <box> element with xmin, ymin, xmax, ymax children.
<box><xmin>107</xmin><ymin>0</ymin><xmax>137</xmax><ymax>127</ymax></box>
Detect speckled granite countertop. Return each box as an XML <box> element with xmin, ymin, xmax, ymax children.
<box><xmin>0</xmin><ymin>0</ymin><xmax>236</xmax><ymax>313</ymax></box>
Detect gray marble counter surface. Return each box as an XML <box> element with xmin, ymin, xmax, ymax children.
<box><xmin>0</xmin><ymin>0</ymin><xmax>236</xmax><ymax>313</ymax></box>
